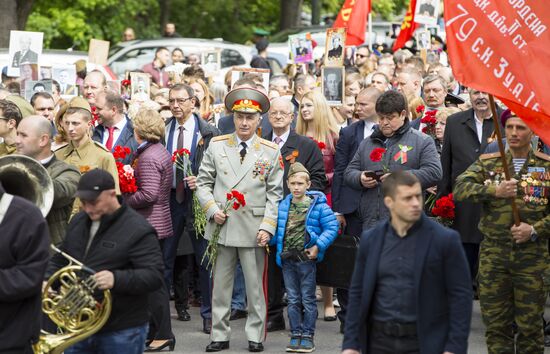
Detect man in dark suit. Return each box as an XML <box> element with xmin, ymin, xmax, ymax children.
<box><xmin>262</xmin><ymin>96</ymin><xmax>326</xmax><ymax>332</ymax></box>
<box><xmin>12</xmin><ymin>36</ymin><xmax>38</xmax><ymax>67</ymax></box>
<box><xmin>438</xmin><ymin>88</ymin><xmax>502</xmax><ymax>286</ymax></box>
<box><xmin>331</xmin><ymin>87</ymin><xmax>381</xmax><ymax>332</ymax></box>
<box><xmin>419</xmin><ymin>0</ymin><xmax>436</xmax><ymax>17</ymax></box>
<box><xmin>92</xmin><ymin>91</ymin><xmax>138</xmax><ymax>165</ymax></box>
<box><xmin>342</xmin><ymin>172</ymin><xmax>472</xmax><ymax>354</ymax></box>
<box><xmin>327</xmin><ymin>35</ymin><xmax>343</xmax><ymax>59</ymax></box>
<box><xmin>164</xmin><ymin>83</ymin><xmax>220</xmax><ymax>334</ymax></box>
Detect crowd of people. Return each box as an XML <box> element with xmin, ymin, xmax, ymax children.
<box><xmin>0</xmin><ymin>26</ymin><xmax>549</xmax><ymax>354</ymax></box>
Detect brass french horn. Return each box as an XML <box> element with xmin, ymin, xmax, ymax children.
<box><xmin>34</xmin><ymin>246</ymin><xmax>112</xmax><ymax>354</ymax></box>
<box><xmin>0</xmin><ymin>155</ymin><xmax>112</xmax><ymax>353</ymax></box>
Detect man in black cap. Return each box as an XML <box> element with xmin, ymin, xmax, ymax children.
<box><xmin>46</xmin><ymin>169</ymin><xmax>164</xmax><ymax>354</ymax></box>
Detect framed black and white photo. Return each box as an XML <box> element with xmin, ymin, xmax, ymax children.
<box><xmin>8</xmin><ymin>30</ymin><xmax>44</xmax><ymax>77</ymax></box>
<box><xmin>23</xmin><ymin>80</ymin><xmax>53</xmax><ymax>101</ymax></box>
<box><xmin>414</xmin><ymin>0</ymin><xmax>440</xmax><ymax>26</ymax></box>
<box><xmin>322</xmin><ymin>67</ymin><xmax>345</xmax><ymax>106</ymax></box>
<box><xmin>130</xmin><ymin>72</ymin><xmax>151</xmax><ymax>102</ymax></box>
<box><xmin>201</xmin><ymin>51</ymin><xmax>221</xmax><ymax>77</ymax></box>
<box><xmin>52</xmin><ymin>64</ymin><xmax>77</xmax><ymax>97</ymax></box>
<box><xmin>415</xmin><ymin>29</ymin><xmax>432</xmax><ymax>50</ymax></box>
<box><xmin>324</xmin><ymin>28</ymin><xmax>346</xmax><ymax>66</ymax></box>
<box><xmin>230</xmin><ymin>67</ymin><xmax>270</xmax><ymax>92</ymax></box>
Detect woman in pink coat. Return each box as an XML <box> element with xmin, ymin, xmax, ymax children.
<box><xmin>125</xmin><ymin>108</ymin><xmax>175</xmax><ymax>351</ymax></box>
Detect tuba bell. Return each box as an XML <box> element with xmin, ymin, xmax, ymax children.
<box><xmin>0</xmin><ymin>154</ymin><xmax>54</xmax><ymax>216</ymax></box>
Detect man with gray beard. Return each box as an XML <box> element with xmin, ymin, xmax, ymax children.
<box><xmin>438</xmin><ymin>88</ymin><xmax>502</xmax><ymax>292</ymax></box>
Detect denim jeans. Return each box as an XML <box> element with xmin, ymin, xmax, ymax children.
<box><xmin>64</xmin><ymin>324</ymin><xmax>148</xmax><ymax>354</ymax></box>
<box><xmin>282</xmin><ymin>259</ymin><xmax>317</xmax><ymax>337</ymax></box>
<box><xmin>231</xmin><ymin>261</ymin><xmax>247</xmax><ymax>311</ymax></box>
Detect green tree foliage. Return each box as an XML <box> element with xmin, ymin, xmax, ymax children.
<box><xmin>25</xmin><ymin>0</ymin><xmax>408</xmax><ymax>49</ymax></box>
<box><xmin>26</xmin><ymin>0</ymin><xmax>160</xmax><ymax>50</ymax></box>
<box><xmin>167</xmin><ymin>0</ymin><xmax>280</xmax><ymax>43</ymax></box>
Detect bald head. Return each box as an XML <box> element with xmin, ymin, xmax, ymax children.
<box><xmin>355</xmin><ymin>87</ymin><xmax>382</xmax><ymax>121</ymax></box>
<box><xmin>15</xmin><ymin>115</ymin><xmax>53</xmax><ymax>159</ymax></box>
<box><xmin>84</xmin><ymin>70</ymin><xmax>107</xmax><ymax>106</ymax></box>
<box><xmin>270</xmin><ymin>97</ymin><xmax>294</xmax><ymax>113</ymax></box>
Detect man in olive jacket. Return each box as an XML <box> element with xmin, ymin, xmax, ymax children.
<box><xmin>16</xmin><ymin>115</ymin><xmax>80</xmax><ymax>246</ymax></box>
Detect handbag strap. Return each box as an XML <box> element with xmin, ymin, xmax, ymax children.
<box><xmin>0</xmin><ymin>193</ymin><xmax>14</xmax><ymax>225</ymax></box>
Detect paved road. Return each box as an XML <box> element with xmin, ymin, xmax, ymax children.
<box><xmin>167</xmin><ymin>300</ymin><xmax>550</xmax><ymax>353</ymax></box>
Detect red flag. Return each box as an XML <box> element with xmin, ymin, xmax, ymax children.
<box><xmin>392</xmin><ymin>0</ymin><xmax>419</xmax><ymax>51</ymax></box>
<box><xmin>333</xmin><ymin>0</ymin><xmax>371</xmax><ymax>46</ymax></box>
<box><xmin>444</xmin><ymin>0</ymin><xmax>550</xmax><ymax>144</ymax></box>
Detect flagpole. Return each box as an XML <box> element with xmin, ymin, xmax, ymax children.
<box><xmin>368</xmin><ymin>12</ymin><xmax>372</xmax><ymax>49</ymax></box>
<box><xmin>488</xmin><ymin>94</ymin><xmax>520</xmax><ymax>226</ymax></box>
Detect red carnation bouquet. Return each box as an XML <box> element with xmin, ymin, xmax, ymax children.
<box><xmin>202</xmin><ymin>190</ymin><xmax>246</xmax><ymax>270</ymax></box>
<box><xmin>172</xmin><ymin>148</ymin><xmax>207</xmax><ymax>235</ymax></box>
<box><xmin>113</xmin><ymin>146</ymin><xmax>137</xmax><ymax>193</ymax></box>
<box><xmin>369</xmin><ymin>147</ymin><xmax>389</xmax><ymax>173</ymax></box>
<box><xmin>421</xmin><ymin>110</ymin><xmax>438</xmax><ymax>138</ymax></box>
<box><xmin>431</xmin><ymin>193</ymin><xmax>455</xmax><ymax>227</ymax></box>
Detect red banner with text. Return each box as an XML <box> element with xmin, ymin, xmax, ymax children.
<box><xmin>392</xmin><ymin>0</ymin><xmax>419</xmax><ymax>51</ymax></box>
<box><xmin>444</xmin><ymin>0</ymin><xmax>550</xmax><ymax>144</ymax></box>
<box><xmin>333</xmin><ymin>0</ymin><xmax>371</xmax><ymax>46</ymax></box>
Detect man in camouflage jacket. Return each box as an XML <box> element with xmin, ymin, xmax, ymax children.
<box><xmin>454</xmin><ymin>111</ymin><xmax>550</xmax><ymax>354</ymax></box>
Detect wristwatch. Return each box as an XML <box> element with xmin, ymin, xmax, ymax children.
<box><xmin>530</xmin><ymin>226</ymin><xmax>539</xmax><ymax>242</ymax></box>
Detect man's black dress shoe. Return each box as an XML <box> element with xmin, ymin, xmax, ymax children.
<box><xmin>229</xmin><ymin>309</ymin><xmax>247</xmax><ymax>320</ymax></box>
<box><xmin>248</xmin><ymin>341</ymin><xmax>264</xmax><ymax>352</ymax></box>
<box><xmin>203</xmin><ymin>318</ymin><xmax>212</xmax><ymax>334</ymax></box>
<box><xmin>266</xmin><ymin>317</ymin><xmax>285</xmax><ymax>332</ymax></box>
<box><xmin>177</xmin><ymin>309</ymin><xmax>191</xmax><ymax>321</ymax></box>
<box><xmin>144</xmin><ymin>337</ymin><xmax>175</xmax><ymax>352</ymax></box>
<box><xmin>205</xmin><ymin>341</ymin><xmax>229</xmax><ymax>352</ymax></box>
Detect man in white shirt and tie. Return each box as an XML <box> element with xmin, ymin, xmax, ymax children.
<box><xmin>164</xmin><ymin>83</ymin><xmax>220</xmax><ymax>334</ymax></box>
<box><xmin>92</xmin><ymin>91</ymin><xmax>138</xmax><ymax>164</ymax></box>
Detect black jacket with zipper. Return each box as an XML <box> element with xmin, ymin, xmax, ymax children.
<box><xmin>46</xmin><ymin>204</ymin><xmax>164</xmax><ymax>333</ymax></box>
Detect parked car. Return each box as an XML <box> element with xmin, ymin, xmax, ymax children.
<box><xmin>0</xmin><ymin>49</ymin><xmax>87</xmax><ymax>71</ymax></box>
<box><xmin>107</xmin><ymin>38</ymin><xmax>253</xmax><ymax>81</ymax></box>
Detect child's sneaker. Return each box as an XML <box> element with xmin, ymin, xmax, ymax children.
<box><xmin>298</xmin><ymin>335</ymin><xmax>315</xmax><ymax>353</ymax></box>
<box><xmin>286</xmin><ymin>335</ymin><xmax>301</xmax><ymax>352</ymax></box>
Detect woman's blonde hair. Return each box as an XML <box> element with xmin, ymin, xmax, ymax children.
<box><xmin>185</xmin><ymin>77</ymin><xmax>213</xmax><ymax>120</ymax></box>
<box><xmin>409</xmin><ymin>96</ymin><xmax>425</xmax><ymax>120</ymax></box>
<box><xmin>133</xmin><ymin>108</ymin><xmax>165</xmax><ymax>143</ymax></box>
<box><xmin>435</xmin><ymin>107</ymin><xmax>461</xmax><ymax>122</ymax></box>
<box><xmin>296</xmin><ymin>90</ymin><xmax>340</xmax><ymax>151</ymax></box>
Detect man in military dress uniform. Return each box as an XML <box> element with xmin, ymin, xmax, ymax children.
<box><xmin>196</xmin><ymin>87</ymin><xmax>284</xmax><ymax>352</ymax></box>
<box><xmin>54</xmin><ymin>97</ymin><xmax>119</xmax><ymax>193</ymax></box>
<box><xmin>454</xmin><ymin>110</ymin><xmax>550</xmax><ymax>353</ymax></box>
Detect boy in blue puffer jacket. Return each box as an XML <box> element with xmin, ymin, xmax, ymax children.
<box><xmin>269</xmin><ymin>162</ymin><xmax>339</xmax><ymax>353</ymax></box>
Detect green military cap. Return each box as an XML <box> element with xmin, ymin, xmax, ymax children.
<box><xmin>56</xmin><ymin>96</ymin><xmax>92</xmax><ymax>122</ymax></box>
<box><xmin>225</xmin><ymin>87</ymin><xmax>270</xmax><ymax>114</ymax></box>
<box><xmin>253</xmin><ymin>28</ymin><xmax>270</xmax><ymax>36</ymax></box>
<box><xmin>6</xmin><ymin>95</ymin><xmax>34</xmax><ymax>118</ymax></box>
<box><xmin>288</xmin><ymin>162</ymin><xmax>309</xmax><ymax>178</ymax></box>
<box><xmin>66</xmin><ymin>96</ymin><xmax>92</xmax><ymax>113</ymax></box>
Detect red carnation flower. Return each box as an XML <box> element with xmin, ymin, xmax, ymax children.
<box><xmin>226</xmin><ymin>193</ymin><xmax>233</xmax><ymax>200</ymax></box>
<box><xmin>369</xmin><ymin>147</ymin><xmax>386</xmax><ymax>162</ymax></box>
<box><xmin>416</xmin><ymin>105</ymin><xmax>425</xmax><ymax>114</ymax></box>
<box><xmin>232</xmin><ymin>202</ymin><xmax>240</xmax><ymax>210</ymax></box>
